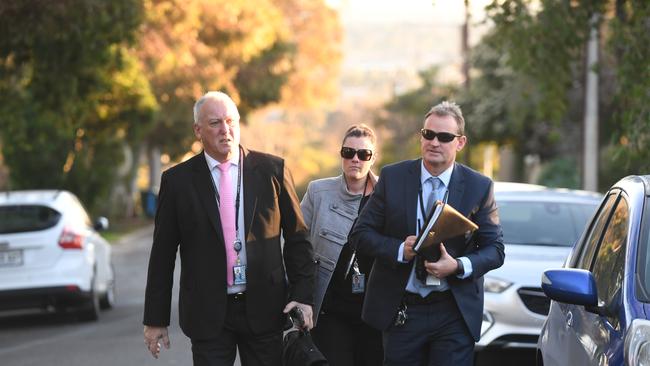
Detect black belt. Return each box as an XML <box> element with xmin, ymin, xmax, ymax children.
<box><xmin>228</xmin><ymin>292</ymin><xmax>246</xmax><ymax>301</ymax></box>
<box><xmin>403</xmin><ymin>290</ymin><xmax>452</xmax><ymax>305</ymax></box>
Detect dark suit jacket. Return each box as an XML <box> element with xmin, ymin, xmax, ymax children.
<box><xmin>143</xmin><ymin>148</ymin><xmax>315</xmax><ymax>340</ymax></box>
<box><xmin>349</xmin><ymin>160</ymin><xmax>504</xmax><ymax>341</ymax></box>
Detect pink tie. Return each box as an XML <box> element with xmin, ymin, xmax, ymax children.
<box><xmin>218</xmin><ymin>162</ymin><xmax>237</xmax><ymax>286</ymax></box>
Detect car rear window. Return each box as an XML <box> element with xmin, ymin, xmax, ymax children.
<box><xmin>0</xmin><ymin>205</ymin><xmax>62</xmax><ymax>234</ymax></box>
<box><xmin>498</xmin><ymin>201</ymin><xmax>599</xmax><ymax>247</ymax></box>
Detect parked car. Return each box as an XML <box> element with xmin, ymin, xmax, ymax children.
<box><xmin>0</xmin><ymin>190</ymin><xmax>115</xmax><ymax>321</ymax></box>
<box><xmin>538</xmin><ymin>175</ymin><xmax>650</xmax><ymax>365</ymax></box>
<box><xmin>477</xmin><ymin>182</ymin><xmax>602</xmax><ymax>350</ymax></box>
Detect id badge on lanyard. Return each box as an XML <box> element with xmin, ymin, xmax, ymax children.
<box><xmin>232</xmin><ymin>238</ymin><xmax>246</xmax><ymax>285</ymax></box>
<box><xmin>347</xmin><ymin>252</ymin><xmax>365</xmax><ymax>294</ymax></box>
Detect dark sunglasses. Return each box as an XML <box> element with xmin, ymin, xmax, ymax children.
<box><xmin>340</xmin><ymin>147</ymin><xmax>373</xmax><ymax>161</ymax></box>
<box><xmin>420</xmin><ymin>129</ymin><xmax>462</xmax><ymax>143</ymax></box>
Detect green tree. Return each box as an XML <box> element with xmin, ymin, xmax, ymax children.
<box><xmin>605</xmin><ymin>1</ymin><xmax>650</xmax><ymax>186</ymax></box>
<box><xmin>462</xmin><ymin>0</ymin><xmax>649</xmax><ymax>187</ymax></box>
<box><xmin>459</xmin><ymin>29</ymin><xmax>584</xmax><ymax>182</ymax></box>
<box><xmin>374</xmin><ymin>68</ymin><xmax>458</xmax><ymax>165</ymax></box>
<box><xmin>0</xmin><ymin>0</ymin><xmax>156</xmax><ymax>211</ymax></box>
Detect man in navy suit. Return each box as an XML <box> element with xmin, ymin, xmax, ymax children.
<box><xmin>350</xmin><ymin>101</ymin><xmax>504</xmax><ymax>366</ymax></box>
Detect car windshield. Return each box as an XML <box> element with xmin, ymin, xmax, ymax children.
<box><xmin>0</xmin><ymin>205</ymin><xmax>61</xmax><ymax>234</ymax></box>
<box><xmin>498</xmin><ymin>200</ymin><xmax>599</xmax><ymax>247</ymax></box>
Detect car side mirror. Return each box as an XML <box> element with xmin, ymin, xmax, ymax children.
<box><xmin>541</xmin><ymin>268</ymin><xmax>598</xmax><ymax>306</ymax></box>
<box><xmin>541</xmin><ymin>268</ymin><xmax>617</xmax><ymax>317</ymax></box>
<box><xmin>94</xmin><ymin>217</ymin><xmax>109</xmax><ymax>231</ymax></box>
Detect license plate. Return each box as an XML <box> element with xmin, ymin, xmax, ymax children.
<box><xmin>0</xmin><ymin>250</ymin><xmax>23</xmax><ymax>267</ymax></box>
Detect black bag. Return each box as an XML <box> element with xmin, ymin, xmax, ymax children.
<box><xmin>282</xmin><ymin>307</ymin><xmax>328</xmax><ymax>366</ymax></box>
<box><xmin>282</xmin><ymin>329</ymin><xmax>328</xmax><ymax>366</ymax></box>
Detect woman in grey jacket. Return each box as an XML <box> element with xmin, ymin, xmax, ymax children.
<box><xmin>300</xmin><ymin>124</ymin><xmax>382</xmax><ymax>366</ymax></box>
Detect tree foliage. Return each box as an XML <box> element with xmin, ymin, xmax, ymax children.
<box><xmin>606</xmin><ymin>1</ymin><xmax>650</xmax><ymax>180</ymax></box>
<box><xmin>460</xmin><ymin>29</ymin><xmax>584</xmax><ymax>181</ymax></box>
<box><xmin>273</xmin><ymin>0</ymin><xmax>342</xmax><ymax>109</ymax></box>
<box><xmin>0</xmin><ymin>0</ymin><xmax>342</xmax><ymax>214</ymax></box>
<box><xmin>485</xmin><ymin>0</ymin><xmax>600</xmax><ymax>123</ymax></box>
<box><xmin>374</xmin><ymin>68</ymin><xmax>458</xmax><ymax>165</ymax></box>
<box><xmin>0</xmin><ymin>0</ymin><xmax>156</xmax><ymax>211</ymax></box>
<box><xmin>241</xmin><ymin>0</ymin><xmax>342</xmax><ymax>190</ymax></box>
<box><xmin>461</xmin><ymin>0</ymin><xmax>649</xmax><ymax>187</ymax></box>
<box><xmin>138</xmin><ymin>0</ymin><xmax>341</xmax><ymax>161</ymax></box>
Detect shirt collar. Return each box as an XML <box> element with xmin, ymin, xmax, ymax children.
<box><xmin>204</xmin><ymin>148</ymin><xmax>240</xmax><ymax>171</ymax></box>
<box><xmin>420</xmin><ymin>161</ymin><xmax>453</xmax><ymax>188</ymax></box>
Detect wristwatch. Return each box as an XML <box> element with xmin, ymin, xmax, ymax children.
<box><xmin>455</xmin><ymin>258</ymin><xmax>465</xmax><ymax>276</ymax></box>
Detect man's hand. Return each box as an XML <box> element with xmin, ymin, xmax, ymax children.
<box><xmin>283</xmin><ymin>301</ymin><xmax>314</xmax><ymax>331</ymax></box>
<box><xmin>144</xmin><ymin>325</ymin><xmax>170</xmax><ymax>359</ymax></box>
<box><xmin>403</xmin><ymin>235</ymin><xmax>418</xmax><ymax>261</ymax></box>
<box><xmin>424</xmin><ymin>243</ymin><xmax>458</xmax><ymax>278</ymax></box>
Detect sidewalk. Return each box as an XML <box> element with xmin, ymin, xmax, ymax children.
<box><xmin>111</xmin><ymin>224</ymin><xmax>154</xmax><ymax>256</ymax></box>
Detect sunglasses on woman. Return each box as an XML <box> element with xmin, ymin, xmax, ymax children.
<box><xmin>340</xmin><ymin>147</ymin><xmax>373</xmax><ymax>161</ymax></box>
<box><xmin>420</xmin><ymin>129</ymin><xmax>462</xmax><ymax>143</ymax></box>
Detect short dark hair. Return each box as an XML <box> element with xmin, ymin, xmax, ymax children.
<box><xmin>341</xmin><ymin>124</ymin><xmax>377</xmax><ymax>146</ymax></box>
<box><xmin>424</xmin><ymin>101</ymin><xmax>465</xmax><ymax>135</ymax></box>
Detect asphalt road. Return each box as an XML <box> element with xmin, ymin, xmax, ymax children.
<box><xmin>0</xmin><ymin>225</ymin><xmax>196</xmax><ymax>366</ymax></box>
<box><xmin>0</xmin><ymin>225</ymin><xmax>533</xmax><ymax>366</ymax></box>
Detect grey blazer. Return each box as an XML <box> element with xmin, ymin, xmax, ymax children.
<box><xmin>300</xmin><ymin>174</ymin><xmax>377</xmax><ymax>322</ymax></box>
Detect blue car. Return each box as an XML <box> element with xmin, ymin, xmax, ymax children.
<box><xmin>538</xmin><ymin>175</ymin><xmax>650</xmax><ymax>365</ymax></box>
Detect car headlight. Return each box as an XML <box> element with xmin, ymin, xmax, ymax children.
<box><xmin>484</xmin><ymin>276</ymin><xmax>513</xmax><ymax>293</ymax></box>
<box><xmin>481</xmin><ymin>311</ymin><xmax>494</xmax><ymax>337</ymax></box>
<box><xmin>625</xmin><ymin>319</ymin><xmax>650</xmax><ymax>366</ymax></box>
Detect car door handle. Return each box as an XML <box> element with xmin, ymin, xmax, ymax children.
<box><xmin>566</xmin><ymin>310</ymin><xmax>573</xmax><ymax>327</ymax></box>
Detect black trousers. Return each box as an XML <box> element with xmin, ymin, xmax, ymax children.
<box><xmin>382</xmin><ymin>292</ymin><xmax>474</xmax><ymax>366</ymax></box>
<box><xmin>191</xmin><ymin>294</ymin><xmax>283</xmax><ymax>366</ymax></box>
<box><xmin>311</xmin><ymin>311</ymin><xmax>383</xmax><ymax>366</ymax></box>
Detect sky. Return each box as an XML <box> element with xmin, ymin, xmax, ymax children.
<box><xmin>330</xmin><ymin>0</ymin><xmax>494</xmax><ymax>102</ymax></box>
<box><xmin>329</xmin><ymin>0</ymin><xmax>492</xmax><ymax>25</ymax></box>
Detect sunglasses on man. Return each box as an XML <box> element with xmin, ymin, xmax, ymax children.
<box><xmin>420</xmin><ymin>129</ymin><xmax>462</xmax><ymax>143</ymax></box>
<box><xmin>340</xmin><ymin>147</ymin><xmax>373</xmax><ymax>161</ymax></box>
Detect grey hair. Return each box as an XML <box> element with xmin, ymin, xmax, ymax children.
<box><xmin>424</xmin><ymin>101</ymin><xmax>465</xmax><ymax>135</ymax></box>
<box><xmin>193</xmin><ymin>91</ymin><xmax>238</xmax><ymax>125</ymax></box>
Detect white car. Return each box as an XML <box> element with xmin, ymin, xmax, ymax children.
<box><xmin>477</xmin><ymin>183</ymin><xmax>602</xmax><ymax>349</ymax></box>
<box><xmin>0</xmin><ymin>190</ymin><xmax>115</xmax><ymax>321</ymax></box>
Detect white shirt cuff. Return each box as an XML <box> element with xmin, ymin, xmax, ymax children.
<box><xmin>457</xmin><ymin>256</ymin><xmax>473</xmax><ymax>279</ymax></box>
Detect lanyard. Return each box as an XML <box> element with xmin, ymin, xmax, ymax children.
<box><xmin>345</xmin><ymin>173</ymin><xmax>372</xmax><ymax>278</ymax></box>
<box><xmin>208</xmin><ymin>146</ymin><xmax>243</xmax><ymax>247</ymax></box>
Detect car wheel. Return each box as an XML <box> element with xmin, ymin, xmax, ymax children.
<box><xmin>78</xmin><ymin>277</ymin><xmax>100</xmax><ymax>322</ymax></box>
<box><xmin>99</xmin><ymin>278</ymin><xmax>115</xmax><ymax>310</ymax></box>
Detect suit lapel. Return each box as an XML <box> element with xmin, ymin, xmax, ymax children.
<box><xmin>242</xmin><ymin>147</ymin><xmax>258</xmax><ymax>238</ymax></box>
<box><xmin>191</xmin><ymin>153</ymin><xmax>222</xmax><ymax>237</ymax></box>
<box><xmin>405</xmin><ymin>159</ymin><xmax>421</xmax><ymax>234</ymax></box>
<box><xmin>447</xmin><ymin>163</ymin><xmax>466</xmax><ymax>214</ymax></box>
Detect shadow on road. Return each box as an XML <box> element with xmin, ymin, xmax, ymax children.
<box><xmin>0</xmin><ymin>311</ymin><xmax>96</xmax><ymax>329</ymax></box>
<box><xmin>475</xmin><ymin>348</ymin><xmax>537</xmax><ymax>366</ymax></box>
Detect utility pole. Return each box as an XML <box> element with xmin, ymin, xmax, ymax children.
<box><xmin>462</xmin><ymin>0</ymin><xmax>471</xmax><ymax>166</ymax></box>
<box><xmin>462</xmin><ymin>0</ymin><xmax>471</xmax><ymax>91</ymax></box>
<box><xmin>583</xmin><ymin>13</ymin><xmax>599</xmax><ymax>191</ymax></box>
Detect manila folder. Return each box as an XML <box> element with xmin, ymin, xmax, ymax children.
<box><xmin>413</xmin><ymin>201</ymin><xmax>478</xmax><ymax>261</ymax></box>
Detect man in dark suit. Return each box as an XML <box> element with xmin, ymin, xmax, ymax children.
<box><xmin>350</xmin><ymin>101</ymin><xmax>505</xmax><ymax>366</ymax></box>
<box><xmin>143</xmin><ymin>91</ymin><xmax>315</xmax><ymax>366</ymax></box>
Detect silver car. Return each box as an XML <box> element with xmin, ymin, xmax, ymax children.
<box><xmin>477</xmin><ymin>182</ymin><xmax>602</xmax><ymax>349</ymax></box>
